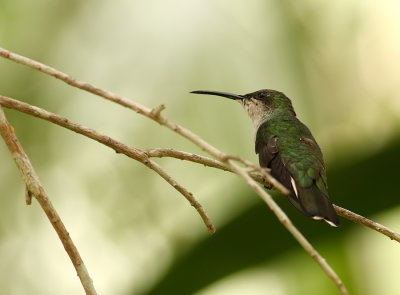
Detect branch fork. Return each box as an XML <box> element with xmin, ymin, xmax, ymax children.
<box><xmin>151</xmin><ymin>104</ymin><xmax>166</xmax><ymax>117</ymax></box>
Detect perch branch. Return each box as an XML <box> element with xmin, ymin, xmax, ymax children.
<box><xmin>0</xmin><ymin>106</ymin><xmax>97</xmax><ymax>295</ymax></box>
<box><xmin>2</xmin><ymin>93</ymin><xmax>397</xmax><ymax>245</ymax></box>
<box><xmin>0</xmin><ymin>95</ymin><xmax>345</xmax><ymax>294</ymax></box>
<box><xmin>145</xmin><ymin>148</ymin><xmax>229</xmax><ymax>171</ymax></box>
<box><xmin>227</xmin><ymin>160</ymin><xmax>348</xmax><ymax>295</ymax></box>
<box><xmin>144</xmin><ymin>148</ymin><xmax>274</xmax><ymax>187</ymax></box>
<box><xmin>334</xmin><ymin>205</ymin><xmax>400</xmax><ymax>243</ymax></box>
<box><xmin>144</xmin><ymin>147</ymin><xmax>400</xmax><ymax>243</ymax></box>
<box><xmin>0</xmin><ymin>48</ymin><xmax>285</xmax><ymax>193</ymax></box>
<box><xmin>4</xmin><ymin>47</ymin><xmax>397</xmax><ymax>294</ymax></box>
<box><xmin>0</xmin><ymin>47</ymin><xmax>224</xmax><ymax>159</ymax></box>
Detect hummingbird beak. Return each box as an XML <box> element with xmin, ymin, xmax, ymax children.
<box><xmin>191</xmin><ymin>90</ymin><xmax>245</xmax><ymax>100</ymax></box>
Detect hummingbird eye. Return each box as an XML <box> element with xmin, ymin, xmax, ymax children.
<box><xmin>256</xmin><ymin>92</ymin><xmax>267</xmax><ymax>99</ymax></box>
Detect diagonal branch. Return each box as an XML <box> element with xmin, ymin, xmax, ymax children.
<box><xmin>334</xmin><ymin>205</ymin><xmax>400</xmax><ymax>243</ymax></box>
<box><xmin>0</xmin><ymin>94</ymin><xmax>215</xmax><ymax>234</ymax></box>
<box><xmin>6</xmin><ymin>47</ymin><xmax>399</xmax><ymax>294</ymax></box>
<box><xmin>0</xmin><ymin>48</ymin><xmax>224</xmax><ymax>159</ymax></box>
<box><xmin>0</xmin><ymin>47</ymin><xmax>287</xmax><ymax>192</ymax></box>
<box><xmin>2</xmin><ymin>93</ymin><xmax>397</xmax><ymax>245</ymax></box>
<box><xmin>146</xmin><ymin>148</ymin><xmax>400</xmax><ymax>243</ymax></box>
<box><xmin>0</xmin><ymin>48</ymin><xmax>289</xmax><ymax>195</ymax></box>
<box><xmin>0</xmin><ymin>95</ymin><xmax>346</xmax><ymax>292</ymax></box>
<box><xmin>144</xmin><ymin>148</ymin><xmax>275</xmax><ymax>187</ymax></box>
<box><xmin>227</xmin><ymin>159</ymin><xmax>348</xmax><ymax>294</ymax></box>
<box><xmin>144</xmin><ymin>159</ymin><xmax>215</xmax><ymax>233</ymax></box>
<box><xmin>0</xmin><ymin>106</ymin><xmax>97</xmax><ymax>295</ymax></box>
<box><xmin>145</xmin><ymin>148</ymin><xmax>229</xmax><ymax>171</ymax></box>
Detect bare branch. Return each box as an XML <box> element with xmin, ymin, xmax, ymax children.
<box><xmin>2</xmin><ymin>92</ymin><xmax>397</xmax><ymax>246</ymax></box>
<box><xmin>0</xmin><ymin>94</ymin><xmax>215</xmax><ymax>234</ymax></box>
<box><xmin>145</xmin><ymin>148</ymin><xmax>229</xmax><ymax>171</ymax></box>
<box><xmin>145</xmin><ymin>150</ymin><xmax>400</xmax><ymax>244</ymax></box>
<box><xmin>7</xmin><ymin>47</ymin><xmax>399</xmax><ymax>294</ymax></box>
<box><xmin>227</xmin><ymin>160</ymin><xmax>349</xmax><ymax>295</ymax></box>
<box><xmin>0</xmin><ymin>96</ymin><xmax>346</xmax><ymax>293</ymax></box>
<box><xmin>144</xmin><ymin>148</ymin><xmax>280</xmax><ymax>189</ymax></box>
<box><xmin>0</xmin><ymin>106</ymin><xmax>97</xmax><ymax>295</ymax></box>
<box><xmin>334</xmin><ymin>205</ymin><xmax>400</xmax><ymax>243</ymax></box>
<box><xmin>0</xmin><ymin>47</ymin><xmax>225</xmax><ymax>159</ymax></box>
<box><xmin>145</xmin><ymin>159</ymin><xmax>215</xmax><ymax>233</ymax></box>
<box><xmin>0</xmin><ymin>47</ymin><xmax>287</xmax><ymax>191</ymax></box>
<box><xmin>0</xmin><ymin>48</ymin><xmax>291</xmax><ymax>197</ymax></box>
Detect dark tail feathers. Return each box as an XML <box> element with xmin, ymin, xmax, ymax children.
<box><xmin>296</xmin><ymin>184</ymin><xmax>340</xmax><ymax>227</ymax></box>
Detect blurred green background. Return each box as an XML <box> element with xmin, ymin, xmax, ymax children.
<box><xmin>1</xmin><ymin>1</ymin><xmax>400</xmax><ymax>294</ymax></box>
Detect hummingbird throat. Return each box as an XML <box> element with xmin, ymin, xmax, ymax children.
<box><xmin>240</xmin><ymin>98</ymin><xmax>272</xmax><ymax>134</ymax></box>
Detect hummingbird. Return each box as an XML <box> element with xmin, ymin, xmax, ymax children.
<box><xmin>191</xmin><ymin>89</ymin><xmax>340</xmax><ymax>226</ymax></box>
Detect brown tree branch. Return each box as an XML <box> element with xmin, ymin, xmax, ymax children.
<box><xmin>334</xmin><ymin>205</ymin><xmax>400</xmax><ymax>243</ymax></box>
<box><xmin>227</xmin><ymin>159</ymin><xmax>348</xmax><ymax>295</ymax></box>
<box><xmin>145</xmin><ymin>148</ymin><xmax>229</xmax><ymax>171</ymax></box>
<box><xmin>144</xmin><ymin>148</ymin><xmax>276</xmax><ymax>188</ymax></box>
<box><xmin>0</xmin><ymin>96</ymin><xmax>347</xmax><ymax>294</ymax></box>
<box><xmin>144</xmin><ymin>158</ymin><xmax>215</xmax><ymax>233</ymax></box>
<box><xmin>0</xmin><ymin>48</ymin><xmax>225</xmax><ymax>159</ymax></box>
<box><xmin>0</xmin><ymin>94</ymin><xmax>215</xmax><ymax>234</ymax></box>
<box><xmin>0</xmin><ymin>106</ymin><xmax>97</xmax><ymax>295</ymax></box>
<box><xmin>143</xmin><ymin>148</ymin><xmax>400</xmax><ymax>243</ymax></box>
<box><xmin>7</xmin><ymin>47</ymin><xmax>400</xmax><ymax>294</ymax></box>
<box><xmin>0</xmin><ymin>48</ymin><xmax>288</xmax><ymax>193</ymax></box>
<box><xmin>2</xmin><ymin>93</ymin><xmax>398</xmax><ymax>246</ymax></box>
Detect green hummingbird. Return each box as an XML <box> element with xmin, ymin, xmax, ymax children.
<box><xmin>191</xmin><ymin>89</ymin><xmax>340</xmax><ymax>226</ymax></box>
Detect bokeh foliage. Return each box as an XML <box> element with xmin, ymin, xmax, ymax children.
<box><xmin>1</xmin><ymin>1</ymin><xmax>400</xmax><ymax>294</ymax></box>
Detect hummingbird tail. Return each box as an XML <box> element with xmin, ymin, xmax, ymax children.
<box><xmin>296</xmin><ymin>184</ymin><xmax>340</xmax><ymax>227</ymax></box>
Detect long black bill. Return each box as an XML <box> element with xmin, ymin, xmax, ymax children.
<box><xmin>191</xmin><ymin>90</ymin><xmax>244</xmax><ymax>100</ymax></box>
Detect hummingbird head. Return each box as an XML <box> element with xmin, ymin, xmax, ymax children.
<box><xmin>191</xmin><ymin>89</ymin><xmax>296</xmax><ymax>129</ymax></box>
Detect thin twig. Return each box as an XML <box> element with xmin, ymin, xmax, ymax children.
<box><xmin>0</xmin><ymin>47</ymin><xmax>289</xmax><ymax>196</ymax></box>
<box><xmin>0</xmin><ymin>94</ymin><xmax>215</xmax><ymax>234</ymax></box>
<box><xmin>5</xmin><ymin>47</ymin><xmax>395</xmax><ymax>294</ymax></box>
<box><xmin>145</xmin><ymin>148</ymin><xmax>229</xmax><ymax>171</ymax></box>
<box><xmin>334</xmin><ymin>205</ymin><xmax>400</xmax><ymax>243</ymax></box>
<box><xmin>146</xmin><ymin>160</ymin><xmax>215</xmax><ymax>233</ymax></box>
<box><xmin>227</xmin><ymin>160</ymin><xmax>349</xmax><ymax>295</ymax></box>
<box><xmin>0</xmin><ymin>106</ymin><xmax>97</xmax><ymax>295</ymax></box>
<box><xmin>0</xmin><ymin>95</ymin><xmax>345</xmax><ymax>292</ymax></box>
<box><xmin>0</xmin><ymin>47</ymin><xmax>224</xmax><ymax>159</ymax></box>
<box><xmin>2</xmin><ymin>93</ymin><xmax>397</xmax><ymax>246</ymax></box>
<box><xmin>138</xmin><ymin>150</ymin><xmax>400</xmax><ymax>244</ymax></box>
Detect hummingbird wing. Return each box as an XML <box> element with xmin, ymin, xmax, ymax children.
<box><xmin>255</xmin><ymin>122</ymin><xmax>340</xmax><ymax>226</ymax></box>
<box><xmin>256</xmin><ymin>136</ymin><xmax>307</xmax><ymax>214</ymax></box>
